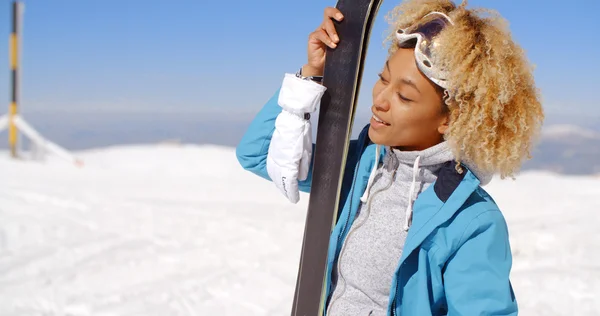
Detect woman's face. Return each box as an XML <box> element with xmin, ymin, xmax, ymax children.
<box><xmin>368</xmin><ymin>47</ymin><xmax>448</xmax><ymax>151</ymax></box>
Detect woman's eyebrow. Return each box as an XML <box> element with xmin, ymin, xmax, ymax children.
<box><xmin>399</xmin><ymin>78</ymin><xmax>420</xmax><ymax>94</ymax></box>
<box><xmin>386</xmin><ymin>60</ymin><xmax>421</xmax><ymax>94</ymax></box>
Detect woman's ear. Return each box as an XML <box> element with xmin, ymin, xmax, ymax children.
<box><xmin>437</xmin><ymin>90</ymin><xmax>450</xmax><ymax>135</ymax></box>
<box><xmin>438</xmin><ymin>113</ymin><xmax>450</xmax><ymax>135</ymax></box>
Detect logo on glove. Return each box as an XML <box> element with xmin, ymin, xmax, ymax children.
<box><xmin>282</xmin><ymin>177</ymin><xmax>288</xmax><ymax>195</ymax></box>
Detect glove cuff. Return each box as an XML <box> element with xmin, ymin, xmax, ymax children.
<box><xmin>278</xmin><ymin>73</ymin><xmax>327</xmax><ymax>115</ymax></box>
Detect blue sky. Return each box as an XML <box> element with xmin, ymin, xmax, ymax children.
<box><xmin>0</xmin><ymin>0</ymin><xmax>599</xmax><ymax>119</ymax></box>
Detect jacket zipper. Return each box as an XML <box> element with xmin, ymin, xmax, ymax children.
<box><xmin>328</xmin><ymin>168</ymin><xmax>396</xmax><ymax>312</ymax></box>
<box><xmin>337</xmin><ymin>143</ymin><xmax>379</xmax><ymax>245</ymax></box>
<box><xmin>324</xmin><ymin>143</ymin><xmax>364</xmax><ymax>313</ymax></box>
<box><xmin>391</xmin><ymin>281</ymin><xmax>399</xmax><ymax>316</ymax></box>
<box><xmin>327</xmin><ymin>158</ymin><xmax>361</xmax><ymax>312</ymax></box>
<box><xmin>337</xmin><ymin>158</ymin><xmax>361</xmax><ymax>246</ymax></box>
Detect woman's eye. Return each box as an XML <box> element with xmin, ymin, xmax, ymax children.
<box><xmin>377</xmin><ymin>73</ymin><xmax>388</xmax><ymax>83</ymax></box>
<box><xmin>398</xmin><ymin>93</ymin><xmax>412</xmax><ymax>102</ymax></box>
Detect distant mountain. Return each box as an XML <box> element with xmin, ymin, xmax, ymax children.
<box><xmin>1</xmin><ymin>111</ymin><xmax>598</xmax><ymax>175</ymax></box>
<box><xmin>522</xmin><ymin>124</ymin><xmax>600</xmax><ymax>175</ymax></box>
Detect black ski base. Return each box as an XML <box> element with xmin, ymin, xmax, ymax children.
<box><xmin>290</xmin><ymin>0</ymin><xmax>383</xmax><ymax>315</ymax></box>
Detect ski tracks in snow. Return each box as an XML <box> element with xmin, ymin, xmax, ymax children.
<box><xmin>0</xmin><ymin>146</ymin><xmax>307</xmax><ymax>315</ymax></box>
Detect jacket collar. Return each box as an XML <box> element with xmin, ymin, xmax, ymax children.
<box><xmin>355</xmin><ymin>125</ymin><xmax>482</xmax><ymax>259</ymax></box>
<box><xmin>400</xmin><ymin>165</ymin><xmax>481</xmax><ymax>264</ymax></box>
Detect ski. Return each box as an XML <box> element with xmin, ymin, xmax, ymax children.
<box><xmin>291</xmin><ymin>0</ymin><xmax>383</xmax><ymax>315</ymax></box>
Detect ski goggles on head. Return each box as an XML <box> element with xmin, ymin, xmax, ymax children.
<box><xmin>396</xmin><ymin>11</ymin><xmax>454</xmax><ymax>89</ymax></box>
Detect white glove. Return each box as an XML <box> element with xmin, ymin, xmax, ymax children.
<box><xmin>266</xmin><ymin>73</ymin><xmax>326</xmax><ymax>203</ymax></box>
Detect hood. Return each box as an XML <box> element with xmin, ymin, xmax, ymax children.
<box><xmin>359</xmin><ymin>140</ymin><xmax>494</xmax><ymax>230</ymax></box>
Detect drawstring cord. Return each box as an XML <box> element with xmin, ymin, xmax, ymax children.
<box><xmin>358</xmin><ymin>145</ymin><xmax>422</xmax><ymax>231</ymax></box>
<box><xmin>404</xmin><ymin>155</ymin><xmax>421</xmax><ymax>231</ymax></box>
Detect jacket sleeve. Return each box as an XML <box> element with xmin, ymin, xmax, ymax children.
<box><xmin>236</xmin><ymin>87</ymin><xmax>316</xmax><ymax>193</ymax></box>
<box><xmin>443</xmin><ymin>210</ymin><xmax>518</xmax><ymax>316</ymax></box>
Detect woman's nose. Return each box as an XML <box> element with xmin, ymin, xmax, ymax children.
<box><xmin>373</xmin><ymin>90</ymin><xmax>391</xmax><ymax>112</ymax></box>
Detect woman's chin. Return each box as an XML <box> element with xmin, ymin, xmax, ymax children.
<box><xmin>368</xmin><ymin>127</ymin><xmax>390</xmax><ymax>146</ymax></box>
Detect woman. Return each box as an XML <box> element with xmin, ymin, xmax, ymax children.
<box><xmin>236</xmin><ymin>0</ymin><xmax>543</xmax><ymax>315</ymax></box>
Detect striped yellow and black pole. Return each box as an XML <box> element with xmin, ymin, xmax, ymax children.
<box><xmin>9</xmin><ymin>1</ymin><xmax>22</xmax><ymax>158</ymax></box>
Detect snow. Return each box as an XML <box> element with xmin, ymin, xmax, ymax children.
<box><xmin>0</xmin><ymin>144</ymin><xmax>598</xmax><ymax>315</ymax></box>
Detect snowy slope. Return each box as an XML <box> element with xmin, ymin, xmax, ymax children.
<box><xmin>0</xmin><ymin>145</ymin><xmax>598</xmax><ymax>315</ymax></box>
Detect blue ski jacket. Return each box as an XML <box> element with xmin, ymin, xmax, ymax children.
<box><xmin>235</xmin><ymin>88</ymin><xmax>518</xmax><ymax>316</ymax></box>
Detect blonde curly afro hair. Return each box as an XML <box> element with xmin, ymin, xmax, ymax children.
<box><xmin>384</xmin><ymin>0</ymin><xmax>544</xmax><ymax>179</ymax></box>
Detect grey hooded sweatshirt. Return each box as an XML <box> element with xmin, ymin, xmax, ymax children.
<box><xmin>326</xmin><ymin>141</ymin><xmax>455</xmax><ymax>316</ymax></box>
